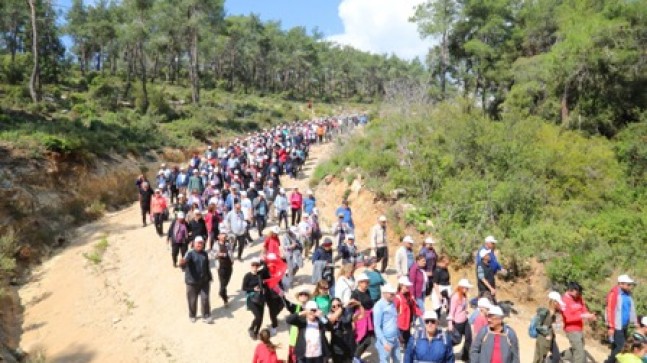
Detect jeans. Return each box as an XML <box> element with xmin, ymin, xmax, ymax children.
<box><xmin>376</xmin><ymin>338</ymin><xmax>401</xmax><ymax>363</ymax></box>
<box><xmin>605</xmin><ymin>328</ymin><xmax>628</xmax><ymax>363</ymax></box>
<box><xmin>153</xmin><ymin>212</ymin><xmax>164</xmax><ymax>236</ymax></box>
<box><xmin>278</xmin><ymin>210</ymin><xmax>289</xmax><ymax>229</ymax></box>
<box><xmin>233</xmin><ymin>234</ymin><xmax>246</xmax><ymax>260</ymax></box>
<box><xmin>454</xmin><ymin>320</ymin><xmax>472</xmax><ymax>361</ymax></box>
<box><xmin>564</xmin><ymin>331</ymin><xmax>586</xmax><ymax>363</ymax></box>
<box><xmin>249</xmin><ymin>301</ymin><xmax>265</xmax><ymax>335</ymax></box>
<box><xmin>186</xmin><ymin>282</ymin><xmax>211</xmax><ymax>319</ymax></box>
<box><xmin>217</xmin><ymin>266</ymin><xmax>232</xmax><ymax>303</ymax></box>
<box><xmin>416</xmin><ymin>297</ymin><xmax>426</xmax><ymax>326</ymax></box>
<box><xmin>171</xmin><ymin>243</ymin><xmax>188</xmax><ymax>267</ymax></box>
<box><xmin>376</xmin><ymin>247</ymin><xmax>388</xmax><ymax>273</ymax></box>
<box><xmin>141</xmin><ymin>207</ymin><xmax>150</xmax><ymax>226</ymax></box>
<box><xmin>255</xmin><ymin>215</ymin><xmax>267</xmax><ymax>237</ymax></box>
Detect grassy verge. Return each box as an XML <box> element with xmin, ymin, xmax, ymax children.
<box><xmin>83</xmin><ymin>237</ymin><xmax>109</xmax><ymax>266</ymax></box>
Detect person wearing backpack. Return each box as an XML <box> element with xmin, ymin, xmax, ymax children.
<box><xmin>470</xmin><ymin>305</ymin><xmax>520</xmax><ymax>363</ymax></box>
<box><xmin>403</xmin><ymin>310</ymin><xmax>454</xmax><ymax>363</ymax></box>
<box><xmin>167</xmin><ymin>211</ymin><xmax>189</xmax><ymax>267</ymax></box>
<box><xmin>532</xmin><ymin>291</ymin><xmax>563</xmax><ymax>363</ymax></box>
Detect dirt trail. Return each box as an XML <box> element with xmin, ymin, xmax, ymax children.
<box><xmin>19</xmin><ymin>133</ymin><xmax>609</xmax><ymax>363</ymax></box>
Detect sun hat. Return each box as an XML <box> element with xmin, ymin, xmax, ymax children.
<box><xmin>457</xmin><ymin>278</ymin><xmax>473</xmax><ymax>289</ymax></box>
<box><xmin>403</xmin><ymin>236</ymin><xmax>414</xmax><ymax>244</ymax></box>
<box><xmin>618</xmin><ymin>274</ymin><xmax>636</xmax><ymax>284</ymax></box>
<box><xmin>382</xmin><ymin>284</ymin><xmax>397</xmax><ymax>294</ymax></box>
<box><xmin>346</xmin><ymin>234</ymin><xmax>355</xmax><ymax>241</ymax></box>
<box><xmin>271</xmin><ymin>226</ymin><xmax>281</xmax><ymax>234</ymax></box>
<box><xmin>398</xmin><ymin>277</ymin><xmax>413</xmax><ymax>286</ymax></box>
<box><xmin>485</xmin><ymin>235</ymin><xmax>498</xmax><ymax>243</ymax></box>
<box><xmin>295</xmin><ymin>288</ymin><xmax>311</xmax><ymax>298</ymax></box>
<box><xmin>423</xmin><ymin>310</ymin><xmax>438</xmax><ymax>320</ymax></box>
<box><xmin>488</xmin><ymin>305</ymin><xmax>505</xmax><ymax>317</ymax></box>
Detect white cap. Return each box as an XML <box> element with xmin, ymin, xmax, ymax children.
<box><xmin>178</xmin><ymin>193</ymin><xmax>185</xmax><ymax>198</ymax></box>
<box><xmin>642</xmin><ymin>316</ymin><xmax>647</xmax><ymax>327</ymax></box>
<box><xmin>266</xmin><ymin>253</ymin><xmax>277</xmax><ymax>260</ymax></box>
<box><xmin>477</xmin><ymin>298</ymin><xmax>492</xmax><ymax>309</ymax></box>
<box><xmin>270</xmin><ymin>226</ymin><xmax>280</xmax><ymax>234</ymax></box>
<box><xmin>177</xmin><ymin>212</ymin><xmax>185</xmax><ymax>219</ymax></box>
<box><xmin>479</xmin><ymin>249</ymin><xmax>491</xmax><ymax>259</ymax></box>
<box><xmin>250</xmin><ymin>257</ymin><xmax>261</xmax><ymax>265</ymax></box>
<box><xmin>305</xmin><ymin>301</ymin><xmax>318</xmax><ymax>310</ymax></box>
<box><xmin>194</xmin><ymin>236</ymin><xmax>204</xmax><ymax>243</ymax></box>
<box><xmin>485</xmin><ymin>235</ymin><xmax>498</xmax><ymax>243</ymax></box>
<box><xmin>397</xmin><ymin>276</ymin><xmax>413</xmax><ymax>286</ymax></box>
<box><xmin>488</xmin><ymin>305</ymin><xmax>505</xmax><ymax>317</ymax></box>
<box><xmin>422</xmin><ymin>310</ymin><xmax>438</xmax><ymax>320</ymax></box>
<box><xmin>424</xmin><ymin>237</ymin><xmax>436</xmax><ymax>244</ymax></box>
<box><xmin>403</xmin><ymin>236</ymin><xmax>414</xmax><ymax>244</ymax></box>
<box><xmin>307</xmin><ymin>189</ymin><xmax>313</xmax><ymax>195</ymax></box>
<box><xmin>548</xmin><ymin>291</ymin><xmax>564</xmax><ymax>305</ymax></box>
<box><xmin>382</xmin><ymin>284</ymin><xmax>397</xmax><ymax>294</ymax></box>
<box><xmin>280</xmin><ymin>188</ymin><xmax>286</xmax><ymax>193</ymax></box>
<box><xmin>378</xmin><ymin>215</ymin><xmax>387</xmax><ymax>222</ymax></box>
<box><xmin>618</xmin><ymin>274</ymin><xmax>635</xmax><ymax>284</ymax></box>
<box><xmin>240</xmin><ymin>191</ymin><xmax>247</xmax><ymax>196</ymax></box>
<box><xmin>457</xmin><ymin>278</ymin><xmax>473</xmax><ymax>289</ymax></box>
<box><xmin>194</xmin><ymin>209</ymin><xmax>202</xmax><ymax>214</ymax></box>
<box><xmin>346</xmin><ymin>234</ymin><xmax>355</xmax><ymax>241</ymax></box>
<box><xmin>303</xmin><ymin>213</ymin><xmax>310</xmax><ymax>218</ymax></box>
<box><xmin>356</xmin><ymin>273</ymin><xmax>369</xmax><ymax>281</ymax></box>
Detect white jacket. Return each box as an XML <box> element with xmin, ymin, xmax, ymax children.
<box><xmin>395</xmin><ymin>246</ymin><xmax>411</xmax><ymax>277</ymax></box>
<box><xmin>370</xmin><ymin>224</ymin><xmax>387</xmax><ymax>249</ymax></box>
<box><xmin>335</xmin><ymin>276</ymin><xmax>355</xmax><ymax>305</ymax></box>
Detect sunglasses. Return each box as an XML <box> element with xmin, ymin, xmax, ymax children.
<box><xmin>298</xmin><ymin>292</ymin><xmax>309</xmax><ymax>296</ymax></box>
<box><xmin>424</xmin><ymin>319</ymin><xmax>438</xmax><ymax>325</ymax></box>
<box><xmin>309</xmin><ymin>309</ymin><xmax>318</xmax><ymax>313</ymax></box>
<box><xmin>331</xmin><ymin>304</ymin><xmax>341</xmax><ymax>308</ymax></box>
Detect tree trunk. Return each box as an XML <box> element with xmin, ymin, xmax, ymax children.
<box><xmin>561</xmin><ymin>82</ymin><xmax>570</xmax><ymax>126</ymax></box>
<box><xmin>27</xmin><ymin>0</ymin><xmax>40</xmax><ymax>103</ymax></box>
<box><xmin>138</xmin><ymin>41</ymin><xmax>148</xmax><ymax>112</ymax></box>
<box><xmin>440</xmin><ymin>32</ymin><xmax>448</xmax><ymax>99</ymax></box>
<box><xmin>188</xmin><ymin>14</ymin><xmax>200</xmax><ymax>104</ymax></box>
<box><xmin>150</xmin><ymin>53</ymin><xmax>159</xmax><ymax>83</ymax></box>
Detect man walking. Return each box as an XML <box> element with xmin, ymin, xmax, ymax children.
<box><xmin>179</xmin><ymin>236</ymin><xmax>213</xmax><ymax>324</ymax></box>
<box><xmin>371</xmin><ymin>215</ymin><xmax>389</xmax><ymax>273</ymax></box>
<box><xmin>214</xmin><ymin>226</ymin><xmax>234</xmax><ymax>307</ymax></box>
<box><xmin>150</xmin><ymin>188</ymin><xmax>168</xmax><ymax>237</ymax></box>
<box><xmin>395</xmin><ymin>236</ymin><xmax>415</xmax><ymax>279</ymax></box>
<box><xmin>373</xmin><ymin>284</ymin><xmax>401</xmax><ymax>363</ymax></box>
<box><xmin>561</xmin><ymin>282</ymin><xmax>596</xmax><ymax>363</ymax></box>
<box><xmin>167</xmin><ymin>212</ymin><xmax>189</xmax><ymax>267</ymax></box>
<box><xmin>138</xmin><ymin>182</ymin><xmax>154</xmax><ymax>227</ymax></box>
<box><xmin>225</xmin><ymin>202</ymin><xmax>248</xmax><ymax>261</ymax></box>
<box><xmin>470</xmin><ymin>305</ymin><xmax>520</xmax><ymax>362</ymax></box>
<box><xmin>604</xmin><ymin>274</ymin><xmax>638</xmax><ymax>363</ymax></box>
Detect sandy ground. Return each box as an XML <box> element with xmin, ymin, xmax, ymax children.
<box><xmin>18</xmin><ymin>136</ymin><xmax>609</xmax><ymax>363</ymax></box>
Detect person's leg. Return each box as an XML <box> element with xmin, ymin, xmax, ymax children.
<box><xmin>171</xmin><ymin>243</ymin><xmax>180</xmax><ymax>267</ymax></box>
<box><xmin>605</xmin><ymin>328</ymin><xmax>626</xmax><ymax>363</ymax></box>
<box><xmin>291</xmin><ymin>208</ymin><xmax>297</xmax><ymax>226</ymax></box>
<box><xmin>141</xmin><ymin>207</ymin><xmax>148</xmax><ymax>226</ymax></box>
<box><xmin>296</xmin><ymin>208</ymin><xmax>301</xmax><ymax>224</ymax></box>
<box><xmin>186</xmin><ymin>284</ymin><xmax>198</xmax><ymax>319</ymax></box>
<box><xmin>218</xmin><ymin>267</ymin><xmax>231</xmax><ymax>303</ymax></box>
<box><xmin>391</xmin><ymin>340</ymin><xmax>402</xmax><ymax>363</ymax></box>
<box><xmin>180</xmin><ymin>243</ymin><xmax>188</xmax><ymax>258</ymax></box>
<box><xmin>400</xmin><ymin>329</ymin><xmax>411</xmax><ymax>347</ymax></box>
<box><xmin>268</xmin><ymin>299</ymin><xmax>279</xmax><ymax>329</ymax></box>
<box><xmin>457</xmin><ymin>321</ymin><xmax>472</xmax><ymax>360</ymax></box>
<box><xmin>251</xmin><ymin>302</ymin><xmax>265</xmax><ymax>335</ymax></box>
<box><xmin>200</xmin><ymin>282</ymin><xmax>211</xmax><ymax>320</ymax></box>
<box><xmin>416</xmin><ymin>297</ymin><xmax>426</xmax><ymax>326</ymax></box>
<box><xmin>236</xmin><ymin>235</ymin><xmax>245</xmax><ymax>260</ymax></box>
<box><xmin>374</xmin><ymin>339</ymin><xmax>389</xmax><ymax>363</ymax></box>
<box><xmin>567</xmin><ymin>331</ymin><xmax>586</xmax><ymax>363</ymax></box>
<box><xmin>382</xmin><ymin>248</ymin><xmax>389</xmax><ymax>273</ymax></box>
<box><xmin>355</xmin><ymin>334</ymin><xmax>373</xmax><ymax>358</ymax></box>
<box><xmin>281</xmin><ymin>211</ymin><xmax>288</xmax><ymax>229</ymax></box>
<box><xmin>154</xmin><ymin>213</ymin><xmax>163</xmax><ymax>236</ymax></box>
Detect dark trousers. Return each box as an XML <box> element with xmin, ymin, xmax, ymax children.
<box><xmin>249</xmin><ymin>301</ymin><xmax>265</xmax><ymax>335</ymax></box>
<box><xmin>355</xmin><ymin>333</ymin><xmax>373</xmax><ymax>358</ymax></box>
<box><xmin>186</xmin><ymin>282</ymin><xmax>211</xmax><ymax>319</ymax></box>
<box><xmin>376</xmin><ymin>247</ymin><xmax>388</xmax><ymax>273</ymax></box>
<box><xmin>605</xmin><ymin>328</ymin><xmax>628</xmax><ymax>363</ymax></box>
<box><xmin>171</xmin><ymin>243</ymin><xmax>188</xmax><ymax>267</ymax></box>
<box><xmin>141</xmin><ymin>207</ymin><xmax>150</xmax><ymax>226</ymax></box>
<box><xmin>278</xmin><ymin>210</ymin><xmax>289</xmax><ymax>229</ymax></box>
<box><xmin>291</xmin><ymin>208</ymin><xmax>301</xmax><ymax>226</ymax></box>
<box><xmin>331</xmin><ymin>356</ymin><xmax>353</xmax><ymax>363</ymax></box>
<box><xmin>255</xmin><ymin>215</ymin><xmax>267</xmax><ymax>236</ymax></box>
<box><xmin>400</xmin><ymin>329</ymin><xmax>412</xmax><ymax>347</ymax></box>
<box><xmin>267</xmin><ymin>296</ymin><xmax>284</xmax><ymax>328</ymax></box>
<box><xmin>233</xmin><ymin>234</ymin><xmax>246</xmax><ymax>259</ymax></box>
<box><xmin>170</xmin><ymin>186</ymin><xmax>179</xmax><ymax>204</ymax></box>
<box><xmin>153</xmin><ymin>213</ymin><xmax>164</xmax><ymax>236</ymax></box>
<box><xmin>455</xmin><ymin>321</ymin><xmax>472</xmax><ymax>361</ymax></box>
<box><xmin>298</xmin><ymin>358</ymin><xmax>325</xmax><ymax>363</ymax></box>
<box><xmin>217</xmin><ymin>266</ymin><xmax>232</xmax><ymax>303</ymax></box>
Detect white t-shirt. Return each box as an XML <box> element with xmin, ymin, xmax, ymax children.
<box><xmin>335</xmin><ymin>276</ymin><xmax>355</xmax><ymax>305</ymax></box>
<box><xmin>241</xmin><ymin>198</ymin><xmax>252</xmax><ymax>220</ymax></box>
<box><xmin>304</xmin><ymin>321</ymin><xmax>322</xmax><ymax>358</ymax></box>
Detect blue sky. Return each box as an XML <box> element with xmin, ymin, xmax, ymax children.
<box><xmin>58</xmin><ymin>0</ymin><xmax>430</xmax><ymax>60</ymax></box>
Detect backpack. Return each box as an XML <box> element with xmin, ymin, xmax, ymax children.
<box><xmin>529</xmin><ymin>307</ymin><xmax>549</xmax><ymax>339</ymax></box>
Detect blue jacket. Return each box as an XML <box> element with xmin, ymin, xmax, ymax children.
<box><xmin>303</xmin><ymin>197</ymin><xmax>316</xmax><ymax>214</ymax></box>
<box><xmin>404</xmin><ymin>330</ymin><xmax>455</xmax><ymax>363</ymax></box>
<box><xmin>335</xmin><ymin>206</ymin><xmax>354</xmax><ymax>229</ymax></box>
<box><xmin>475</xmin><ymin>246</ymin><xmax>502</xmax><ymax>273</ymax></box>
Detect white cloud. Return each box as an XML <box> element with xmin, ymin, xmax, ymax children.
<box><xmin>327</xmin><ymin>0</ymin><xmax>430</xmax><ymax>61</ymax></box>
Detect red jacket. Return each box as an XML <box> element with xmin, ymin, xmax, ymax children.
<box><xmin>264</xmin><ymin>235</ymin><xmax>281</xmax><ymax>257</ymax></box>
<box><xmin>290</xmin><ymin>192</ymin><xmax>303</xmax><ymax>209</ymax></box>
<box><xmin>252</xmin><ymin>343</ymin><xmax>279</xmax><ymax>363</ymax></box>
<box><xmin>605</xmin><ymin>285</ymin><xmax>637</xmax><ymax>331</ymax></box>
<box><xmin>150</xmin><ymin>195</ymin><xmax>167</xmax><ymax>214</ymax></box>
<box><xmin>394</xmin><ymin>292</ymin><xmax>422</xmax><ymax>330</ymax></box>
<box><xmin>561</xmin><ymin>292</ymin><xmax>590</xmax><ymax>333</ymax></box>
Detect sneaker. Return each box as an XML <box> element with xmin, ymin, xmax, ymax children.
<box><xmin>203</xmin><ymin>317</ymin><xmax>214</xmax><ymax>324</ymax></box>
<box><xmin>269</xmin><ymin>327</ymin><xmax>277</xmax><ymax>337</ymax></box>
<box><xmin>223</xmin><ymin>300</ymin><xmax>229</xmax><ymax>308</ymax></box>
<box><xmin>190</xmin><ymin>317</ymin><xmax>196</xmax><ymax>323</ymax></box>
<box><xmin>248</xmin><ymin>329</ymin><xmax>255</xmax><ymax>339</ymax></box>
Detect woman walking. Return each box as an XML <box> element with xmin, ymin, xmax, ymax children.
<box><xmin>285</xmin><ymin>288</ymin><xmax>312</xmax><ymax>363</ymax></box>
<box><xmin>166</xmin><ymin>212</ymin><xmax>189</xmax><ymax>268</ymax></box>
<box><xmin>334</xmin><ymin>263</ymin><xmax>355</xmax><ymax>305</ymax></box>
<box><xmin>448</xmin><ymin>278</ymin><xmax>474</xmax><ymax>361</ymax></box>
<box><xmin>351</xmin><ymin>273</ymin><xmax>375</xmax><ymax>359</ymax></box>
<box><xmin>243</xmin><ymin>257</ymin><xmax>268</xmax><ymax>340</ymax></box>
<box><xmin>395</xmin><ymin>276</ymin><xmax>422</xmax><ymax>347</ymax></box>
<box><xmin>252</xmin><ymin>328</ymin><xmax>280</xmax><ymax>363</ymax></box>
<box><xmin>312</xmin><ymin>279</ymin><xmax>333</xmax><ymax>315</ymax></box>
<box><xmin>328</xmin><ymin>297</ymin><xmax>362</xmax><ymax>363</ymax></box>
<box><xmin>214</xmin><ymin>226</ymin><xmax>234</xmax><ymax>307</ymax></box>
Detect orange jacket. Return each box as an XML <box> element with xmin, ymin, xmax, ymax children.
<box><xmin>150</xmin><ymin>195</ymin><xmax>167</xmax><ymax>214</ymax></box>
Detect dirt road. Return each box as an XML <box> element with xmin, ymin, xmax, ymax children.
<box><xmin>19</xmin><ymin>136</ymin><xmax>609</xmax><ymax>362</ymax></box>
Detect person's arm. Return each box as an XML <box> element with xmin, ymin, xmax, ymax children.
<box><xmin>605</xmin><ymin>288</ymin><xmax>616</xmax><ymax>334</ymax></box>
<box><xmin>373</xmin><ymin>302</ymin><xmax>385</xmax><ymax>345</ymax></box>
<box><xmin>478</xmin><ymin>265</ymin><xmax>495</xmax><ymax>295</ymax></box>
<box><xmin>470</xmin><ymin>328</ymin><xmax>486</xmax><ymax>362</ymax></box>
<box><xmin>370</xmin><ymin>226</ymin><xmax>377</xmax><ymax>251</ymax></box>
<box><xmin>179</xmin><ymin>250</ymin><xmax>191</xmax><ymax>267</ymax></box>
<box><xmin>403</xmin><ymin>336</ymin><xmax>415</xmax><ymax>363</ymax></box>
<box><xmin>445</xmin><ymin>333</ymin><xmax>456</xmax><ymax>362</ymax></box>
<box><xmin>166</xmin><ymin>221</ymin><xmax>174</xmax><ymax>242</ymax></box>
<box><xmin>510</xmin><ymin>329</ymin><xmax>520</xmax><ymax>363</ymax></box>
<box><xmin>286</xmin><ymin>313</ymin><xmax>306</xmax><ymax>328</ymax></box>
<box><xmin>447</xmin><ymin>294</ymin><xmax>458</xmax><ymax>330</ymax></box>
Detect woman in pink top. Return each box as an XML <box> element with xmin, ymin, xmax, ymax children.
<box><xmin>448</xmin><ymin>278</ymin><xmax>473</xmax><ymax>361</ymax></box>
<box><xmin>472</xmin><ymin>297</ymin><xmax>492</xmax><ymax>339</ymax></box>
<box><xmin>289</xmin><ymin>187</ymin><xmax>303</xmax><ymax>226</ymax></box>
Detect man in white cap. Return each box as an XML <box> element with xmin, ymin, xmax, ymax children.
<box><xmin>179</xmin><ymin>236</ymin><xmax>213</xmax><ymax>324</ymax></box>
<box><xmin>476</xmin><ymin>235</ymin><xmax>506</xmax><ymax>275</ymax></box>
<box><xmin>373</xmin><ymin>284</ymin><xmax>401</xmax><ymax>363</ymax></box>
<box><xmin>371</xmin><ymin>215</ymin><xmax>389</xmax><ymax>273</ymax></box>
<box><xmin>419</xmin><ymin>237</ymin><xmax>438</xmax><ymax>296</ymax></box>
<box><xmin>332</xmin><ymin>212</ymin><xmax>352</xmax><ymax>250</ymax></box>
<box><xmin>274</xmin><ymin>188</ymin><xmax>289</xmax><ymax>229</ymax></box>
<box><xmin>604</xmin><ymin>274</ymin><xmax>638</xmax><ymax>363</ymax></box>
<box><xmin>533</xmin><ymin>291</ymin><xmax>565</xmax><ymax>363</ymax></box>
<box><xmin>252</xmin><ymin>191</ymin><xmax>269</xmax><ymax>237</ymax></box>
<box><xmin>225</xmin><ymin>202</ymin><xmax>248</xmax><ymax>261</ymax></box>
<box><xmin>167</xmin><ymin>211</ymin><xmax>189</xmax><ymax>267</ymax></box>
<box><xmin>403</xmin><ymin>310</ymin><xmax>454</xmax><ymax>363</ymax></box>
<box><xmin>470</xmin><ymin>305</ymin><xmax>520</xmax><ymax>362</ymax></box>
<box><xmin>214</xmin><ymin>224</ymin><xmax>234</xmax><ymax>306</ymax></box>
<box><xmin>396</xmin><ymin>236</ymin><xmax>415</xmax><ymax>278</ymax></box>
<box><xmin>338</xmin><ymin>234</ymin><xmax>359</xmax><ymax>265</ymax></box>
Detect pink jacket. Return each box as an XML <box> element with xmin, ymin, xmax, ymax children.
<box><xmin>448</xmin><ymin>293</ymin><xmax>468</xmax><ymax>325</ymax></box>
<box><xmin>150</xmin><ymin>195</ymin><xmax>167</xmax><ymax>214</ymax></box>
<box><xmin>408</xmin><ymin>264</ymin><xmax>426</xmax><ymax>299</ymax></box>
<box><xmin>290</xmin><ymin>192</ymin><xmax>303</xmax><ymax>209</ymax></box>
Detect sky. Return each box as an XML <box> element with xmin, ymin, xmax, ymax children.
<box><xmin>58</xmin><ymin>0</ymin><xmax>431</xmax><ymax>61</ymax></box>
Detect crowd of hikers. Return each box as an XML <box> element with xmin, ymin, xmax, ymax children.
<box><xmin>135</xmin><ymin>114</ymin><xmax>647</xmax><ymax>363</ymax></box>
